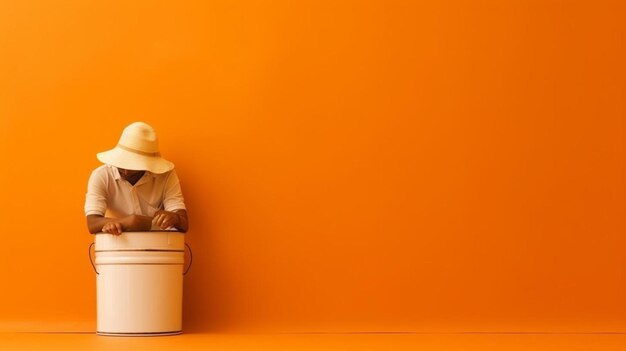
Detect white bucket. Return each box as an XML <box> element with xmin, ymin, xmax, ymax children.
<box><xmin>90</xmin><ymin>232</ymin><xmax>190</xmax><ymax>336</ymax></box>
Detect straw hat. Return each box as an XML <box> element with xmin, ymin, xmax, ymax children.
<box><xmin>97</xmin><ymin>122</ymin><xmax>174</xmax><ymax>174</ymax></box>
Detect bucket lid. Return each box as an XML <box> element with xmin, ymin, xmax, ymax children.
<box><xmin>95</xmin><ymin>232</ymin><xmax>185</xmax><ymax>251</ymax></box>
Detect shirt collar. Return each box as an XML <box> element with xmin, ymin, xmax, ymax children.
<box><xmin>110</xmin><ymin>165</ymin><xmax>155</xmax><ymax>184</ymax></box>
<box><xmin>111</xmin><ymin>166</ymin><xmax>122</xmax><ymax>180</ymax></box>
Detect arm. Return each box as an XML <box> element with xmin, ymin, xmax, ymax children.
<box><xmin>156</xmin><ymin>169</ymin><xmax>189</xmax><ymax>232</ymax></box>
<box><xmin>174</xmin><ymin>209</ymin><xmax>189</xmax><ymax>232</ymax></box>
<box><xmin>153</xmin><ymin>209</ymin><xmax>189</xmax><ymax>232</ymax></box>
<box><xmin>86</xmin><ymin>214</ymin><xmax>153</xmax><ymax>235</ymax></box>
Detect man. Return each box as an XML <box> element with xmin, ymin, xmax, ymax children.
<box><xmin>85</xmin><ymin>122</ymin><xmax>189</xmax><ymax>234</ymax></box>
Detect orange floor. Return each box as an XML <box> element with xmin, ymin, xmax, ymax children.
<box><xmin>2</xmin><ymin>332</ymin><xmax>626</xmax><ymax>351</ymax></box>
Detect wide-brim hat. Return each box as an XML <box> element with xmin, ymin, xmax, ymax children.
<box><xmin>97</xmin><ymin>122</ymin><xmax>174</xmax><ymax>174</ymax></box>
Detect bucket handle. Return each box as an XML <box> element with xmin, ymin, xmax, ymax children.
<box><xmin>89</xmin><ymin>241</ymin><xmax>191</xmax><ymax>276</ymax></box>
<box><xmin>184</xmin><ymin>243</ymin><xmax>193</xmax><ymax>276</ymax></box>
<box><xmin>88</xmin><ymin>242</ymin><xmax>99</xmax><ymax>275</ymax></box>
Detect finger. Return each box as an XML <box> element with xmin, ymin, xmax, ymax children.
<box><xmin>102</xmin><ymin>225</ymin><xmax>110</xmax><ymax>233</ymax></box>
<box><xmin>164</xmin><ymin>215</ymin><xmax>178</xmax><ymax>229</ymax></box>
<box><xmin>156</xmin><ymin>214</ymin><xmax>166</xmax><ymax>227</ymax></box>
<box><xmin>161</xmin><ymin>214</ymin><xmax>170</xmax><ymax>227</ymax></box>
<box><xmin>115</xmin><ymin>223</ymin><xmax>123</xmax><ymax>234</ymax></box>
<box><xmin>107</xmin><ymin>223</ymin><xmax>117</xmax><ymax>235</ymax></box>
<box><xmin>153</xmin><ymin>214</ymin><xmax>161</xmax><ymax>226</ymax></box>
<box><xmin>161</xmin><ymin>218</ymin><xmax>171</xmax><ymax>229</ymax></box>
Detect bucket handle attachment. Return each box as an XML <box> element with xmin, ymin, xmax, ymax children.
<box><xmin>88</xmin><ymin>242</ymin><xmax>99</xmax><ymax>275</ymax></box>
<box><xmin>184</xmin><ymin>243</ymin><xmax>193</xmax><ymax>276</ymax></box>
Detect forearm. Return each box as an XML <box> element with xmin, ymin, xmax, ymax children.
<box><xmin>86</xmin><ymin>214</ymin><xmax>153</xmax><ymax>234</ymax></box>
<box><xmin>86</xmin><ymin>215</ymin><xmax>112</xmax><ymax>234</ymax></box>
<box><xmin>173</xmin><ymin>210</ymin><xmax>189</xmax><ymax>233</ymax></box>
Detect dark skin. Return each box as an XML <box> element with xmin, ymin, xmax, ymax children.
<box><xmin>86</xmin><ymin>168</ymin><xmax>189</xmax><ymax>234</ymax></box>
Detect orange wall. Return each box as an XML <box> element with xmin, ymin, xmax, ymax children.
<box><xmin>0</xmin><ymin>0</ymin><xmax>625</xmax><ymax>332</ymax></box>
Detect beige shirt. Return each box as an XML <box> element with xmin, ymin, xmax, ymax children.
<box><xmin>84</xmin><ymin>165</ymin><xmax>186</xmax><ymax>218</ymax></box>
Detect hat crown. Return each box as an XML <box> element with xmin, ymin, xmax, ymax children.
<box><xmin>118</xmin><ymin>122</ymin><xmax>159</xmax><ymax>153</ymax></box>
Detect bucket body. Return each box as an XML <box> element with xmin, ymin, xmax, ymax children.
<box><xmin>95</xmin><ymin>232</ymin><xmax>185</xmax><ymax>336</ymax></box>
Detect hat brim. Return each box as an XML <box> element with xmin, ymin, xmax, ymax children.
<box><xmin>97</xmin><ymin>147</ymin><xmax>174</xmax><ymax>174</ymax></box>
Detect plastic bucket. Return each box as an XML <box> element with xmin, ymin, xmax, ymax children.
<box><xmin>89</xmin><ymin>232</ymin><xmax>191</xmax><ymax>336</ymax></box>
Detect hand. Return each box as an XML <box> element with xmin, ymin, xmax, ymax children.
<box><xmin>102</xmin><ymin>221</ymin><xmax>123</xmax><ymax>235</ymax></box>
<box><xmin>153</xmin><ymin>210</ymin><xmax>180</xmax><ymax>230</ymax></box>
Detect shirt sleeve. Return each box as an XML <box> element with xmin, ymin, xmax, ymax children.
<box><xmin>84</xmin><ymin>168</ymin><xmax>108</xmax><ymax>216</ymax></box>
<box><xmin>162</xmin><ymin>170</ymin><xmax>187</xmax><ymax>212</ymax></box>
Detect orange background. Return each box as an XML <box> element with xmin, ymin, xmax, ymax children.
<box><xmin>0</xmin><ymin>0</ymin><xmax>625</xmax><ymax>333</ymax></box>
